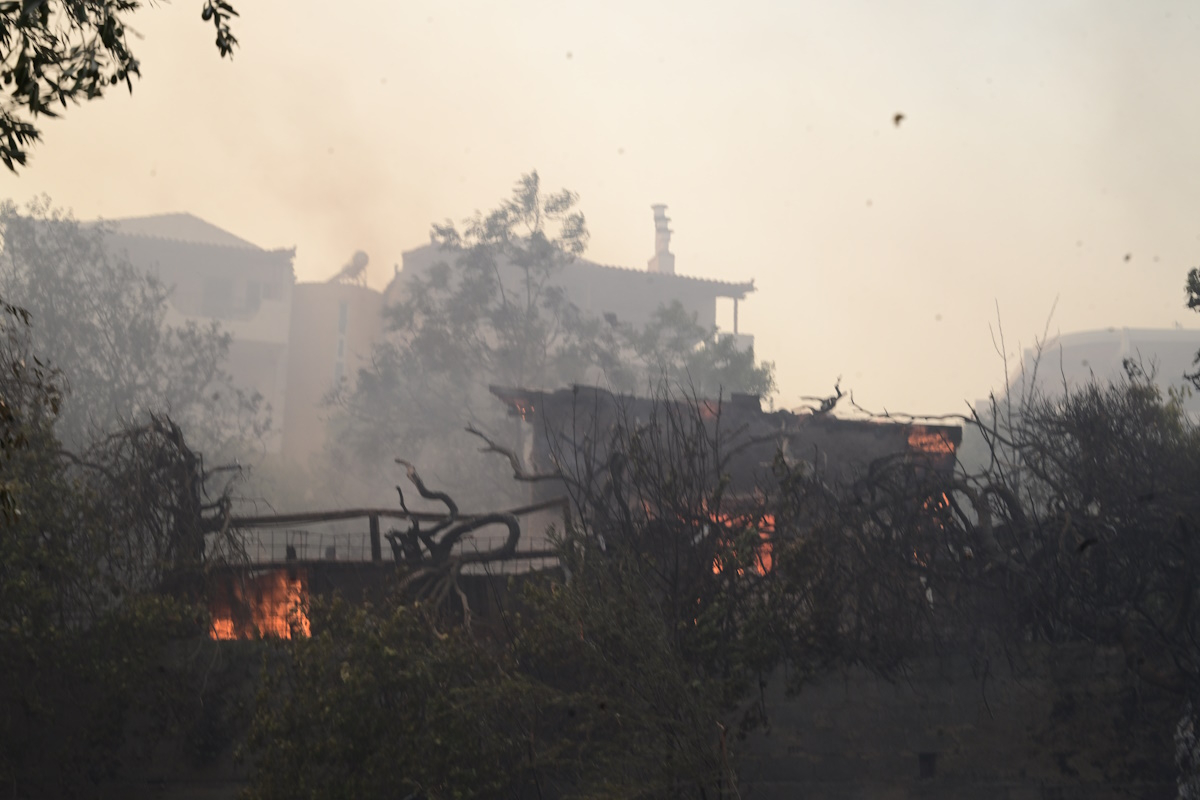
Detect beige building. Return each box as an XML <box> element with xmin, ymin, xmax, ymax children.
<box><xmin>102</xmin><ymin>213</ymin><xmax>296</xmax><ymax>452</ymax></box>
<box><xmin>101</xmin><ymin>213</ymin><xmax>387</xmax><ymax>465</ymax></box>
<box><xmin>100</xmin><ymin>206</ymin><xmax>756</xmax><ymax>468</ymax></box>
<box><xmin>282</xmin><ymin>280</ymin><xmax>383</xmax><ymax>463</ymax></box>
<box><xmin>390</xmin><ymin>206</ymin><xmax>755</xmax><ymax>344</ymax></box>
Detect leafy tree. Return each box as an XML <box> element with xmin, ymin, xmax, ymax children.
<box><xmin>326</xmin><ymin>173</ymin><xmax>615</xmax><ymax>506</ymax></box>
<box><xmin>0</xmin><ymin>286</ymin><xmax>245</xmax><ymax>795</ymax></box>
<box><xmin>244</xmin><ymin>534</ymin><xmax>732</xmax><ymax>800</ymax></box>
<box><xmin>0</xmin><ymin>199</ymin><xmax>265</xmax><ymax>793</ymax></box>
<box><xmin>619</xmin><ymin>300</ymin><xmax>775</xmax><ymax>399</ymax></box>
<box><xmin>0</xmin><ymin>0</ymin><xmax>238</xmax><ymax>170</ymax></box>
<box><xmin>328</xmin><ymin>173</ymin><xmax>773</xmax><ymax>507</ymax></box>
<box><xmin>966</xmin><ymin>374</ymin><xmax>1200</xmax><ymax>681</ymax></box>
<box><xmin>0</xmin><ymin>197</ymin><xmax>269</xmax><ymax>454</ymax></box>
<box><xmin>244</xmin><ymin>597</ymin><xmax>541</xmax><ymax>800</ymax></box>
<box><xmin>1187</xmin><ymin>267</ymin><xmax>1200</xmax><ymax>388</ymax></box>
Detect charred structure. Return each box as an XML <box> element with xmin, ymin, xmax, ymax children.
<box><xmin>490</xmin><ymin>384</ymin><xmax>961</xmax><ymax>501</ymax></box>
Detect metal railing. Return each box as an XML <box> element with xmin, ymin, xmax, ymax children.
<box><xmin>212</xmin><ymin>497</ymin><xmax>570</xmax><ymax>571</ymax></box>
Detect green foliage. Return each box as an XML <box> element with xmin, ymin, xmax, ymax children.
<box><xmin>0</xmin><ymin>197</ymin><xmax>270</xmax><ymax>454</ymax></box>
<box><xmin>329</xmin><ymin>174</ymin><xmax>773</xmax><ymax>507</ymax></box>
<box><xmin>0</xmin><ymin>294</ymin><xmax>242</xmax><ymax>794</ymax></box>
<box><xmin>619</xmin><ymin>300</ymin><xmax>775</xmax><ymax>400</ymax></box>
<box><xmin>515</xmin><ymin>533</ymin><xmax>732</xmax><ymax>798</ymax></box>
<box><xmin>245</xmin><ymin>597</ymin><xmax>537</xmax><ymax>800</ymax></box>
<box><xmin>0</xmin><ymin>591</ymin><xmax>208</xmax><ymax>797</ymax></box>
<box><xmin>392</xmin><ymin>171</ymin><xmax>597</xmax><ymax>393</ymax></box>
<box><xmin>0</xmin><ymin>0</ymin><xmax>237</xmax><ymax>171</ymax></box>
<box><xmin>0</xmin><ymin>414</ymin><xmax>245</xmax><ymax>794</ymax></box>
<box><xmin>244</xmin><ymin>535</ymin><xmax>734</xmax><ymax>800</ymax></box>
<box><xmin>0</xmin><ymin>293</ymin><xmax>59</xmax><ymax>522</ymax></box>
<box><xmin>982</xmin><ymin>376</ymin><xmax>1200</xmax><ymax>664</ymax></box>
<box><xmin>1187</xmin><ymin>266</ymin><xmax>1200</xmax><ymax>389</ymax></box>
<box><xmin>327</xmin><ymin>172</ymin><xmax>619</xmax><ymax>506</ymax></box>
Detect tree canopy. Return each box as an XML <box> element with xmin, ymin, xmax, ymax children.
<box><xmin>326</xmin><ymin>172</ymin><xmax>775</xmax><ymax>508</ymax></box>
<box><xmin>0</xmin><ymin>197</ymin><xmax>269</xmax><ymax>454</ymax></box>
<box><xmin>0</xmin><ymin>289</ymin><xmax>244</xmax><ymax>796</ymax></box>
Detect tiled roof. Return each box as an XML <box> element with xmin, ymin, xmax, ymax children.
<box><xmin>573</xmin><ymin>257</ymin><xmax>755</xmax><ymax>296</ymax></box>
<box><xmin>96</xmin><ymin>213</ymin><xmax>264</xmax><ymax>250</ymax></box>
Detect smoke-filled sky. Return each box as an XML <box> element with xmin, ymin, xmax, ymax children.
<box><xmin>6</xmin><ymin>0</ymin><xmax>1200</xmax><ymax>414</ymax></box>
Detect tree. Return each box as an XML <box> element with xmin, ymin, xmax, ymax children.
<box><xmin>0</xmin><ymin>0</ymin><xmax>238</xmax><ymax>171</ymax></box>
<box><xmin>245</xmin><ymin>561</ymin><xmax>734</xmax><ymax>800</ymax></box>
<box><xmin>0</xmin><ymin>285</ymin><xmax>246</xmax><ymax>795</ymax></box>
<box><xmin>619</xmin><ymin>300</ymin><xmax>775</xmax><ymax>399</ymax></box>
<box><xmin>0</xmin><ymin>197</ymin><xmax>269</xmax><ymax>455</ymax></box>
<box><xmin>1187</xmin><ymin>267</ymin><xmax>1200</xmax><ymax>389</ymax></box>
<box><xmin>967</xmin><ymin>373</ymin><xmax>1200</xmax><ymax>679</ymax></box>
<box><xmin>248</xmin><ymin>383</ymin><xmax>789</xmax><ymax>797</ymax></box>
<box><xmin>328</xmin><ymin>173</ymin><xmax>774</xmax><ymax>508</ymax></box>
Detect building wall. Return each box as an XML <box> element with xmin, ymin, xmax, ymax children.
<box><xmin>553</xmin><ymin>260</ymin><xmax>722</xmax><ymax>330</ymax></box>
<box><xmin>282</xmin><ymin>282</ymin><xmax>384</xmax><ymax>464</ymax></box>
<box><xmin>108</xmin><ymin>234</ymin><xmax>294</xmax><ymax>345</ymax></box>
<box><xmin>1017</xmin><ymin>327</ymin><xmax>1200</xmax><ymax>411</ymax></box>
<box><xmin>225</xmin><ymin>339</ymin><xmax>289</xmax><ymax>445</ymax></box>
<box><xmin>106</xmin><ymin>233</ymin><xmax>295</xmax><ymax>452</ymax></box>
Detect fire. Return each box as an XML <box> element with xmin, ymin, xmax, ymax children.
<box><xmin>512</xmin><ymin>398</ymin><xmax>536</xmax><ymax>422</ymax></box>
<box><xmin>907</xmin><ymin>425</ymin><xmax>956</xmax><ymax>455</ymax></box>
<box><xmin>209</xmin><ymin>568</ymin><xmax>311</xmax><ymax>640</ymax></box>
<box><xmin>712</xmin><ymin>514</ymin><xmax>775</xmax><ymax>576</ymax></box>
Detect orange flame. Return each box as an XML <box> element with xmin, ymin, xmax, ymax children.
<box><xmin>907</xmin><ymin>426</ymin><xmax>955</xmax><ymax>455</ymax></box>
<box><xmin>512</xmin><ymin>398</ymin><xmax>536</xmax><ymax>422</ymax></box>
<box><xmin>712</xmin><ymin>514</ymin><xmax>775</xmax><ymax>576</ymax></box>
<box><xmin>209</xmin><ymin>568</ymin><xmax>311</xmax><ymax>640</ymax></box>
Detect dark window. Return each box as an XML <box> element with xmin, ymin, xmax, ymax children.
<box><xmin>918</xmin><ymin>752</ymin><xmax>937</xmax><ymax>780</ymax></box>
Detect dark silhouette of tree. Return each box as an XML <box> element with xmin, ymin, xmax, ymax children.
<box><xmin>0</xmin><ymin>288</ymin><xmax>245</xmax><ymax>795</ymax></box>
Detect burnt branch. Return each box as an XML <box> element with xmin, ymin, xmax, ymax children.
<box><xmin>466</xmin><ymin>423</ymin><xmax>565</xmax><ymax>483</ymax></box>
<box><xmin>395</xmin><ymin>458</ymin><xmax>459</xmax><ymax>520</ymax></box>
<box><xmin>386</xmin><ymin>458</ymin><xmax>524</xmax><ymax>571</ymax></box>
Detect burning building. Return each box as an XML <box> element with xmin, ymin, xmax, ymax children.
<box><xmin>208</xmin><ymin>567</ymin><xmax>311</xmax><ymax>640</ymax></box>
<box><xmin>491</xmin><ymin>384</ymin><xmax>961</xmax><ymax>501</ymax></box>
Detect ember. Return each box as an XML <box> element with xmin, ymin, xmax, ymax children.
<box><xmin>209</xmin><ymin>568</ymin><xmax>311</xmax><ymax>640</ymax></box>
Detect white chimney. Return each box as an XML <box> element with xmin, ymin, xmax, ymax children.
<box><xmin>647</xmin><ymin>204</ymin><xmax>675</xmax><ymax>275</ymax></box>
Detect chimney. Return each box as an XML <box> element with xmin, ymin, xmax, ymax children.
<box><xmin>647</xmin><ymin>204</ymin><xmax>675</xmax><ymax>275</ymax></box>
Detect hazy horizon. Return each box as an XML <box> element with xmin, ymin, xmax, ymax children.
<box><xmin>6</xmin><ymin>0</ymin><xmax>1199</xmax><ymax>415</ymax></box>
